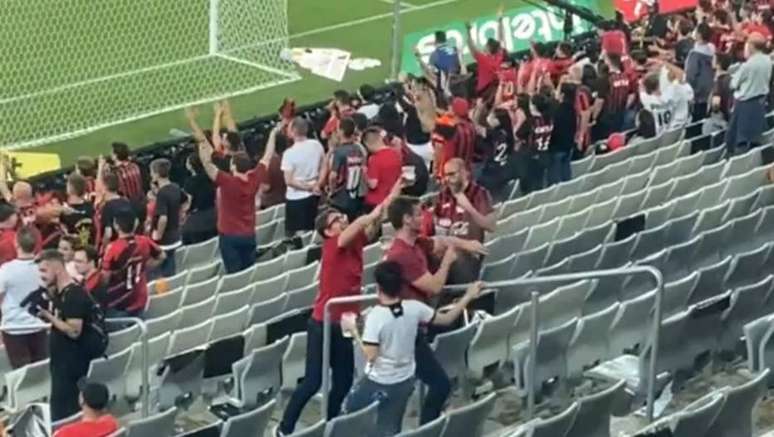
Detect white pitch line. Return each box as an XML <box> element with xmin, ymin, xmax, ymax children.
<box><xmin>377</xmin><ymin>0</ymin><xmax>419</xmax><ymax>10</ymax></box>
<box><xmin>290</xmin><ymin>0</ymin><xmax>459</xmax><ymax>40</ymax></box>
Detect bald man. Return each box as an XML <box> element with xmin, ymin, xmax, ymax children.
<box><xmin>433</xmin><ymin>158</ymin><xmax>496</xmax><ymax>284</ymax></box>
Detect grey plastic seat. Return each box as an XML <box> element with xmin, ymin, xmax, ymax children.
<box><xmin>694</xmin><ymin>222</ymin><xmax>732</xmax><ymax>267</ymax></box>
<box><xmin>145</xmin><ymin>287</ymin><xmax>184</xmax><ymax>319</ymax></box>
<box><xmin>687</xmin><ymin>256</ymin><xmax>732</xmax><ymax>305</ymax></box>
<box><xmin>232</xmin><ymin>336</ymin><xmax>289</xmax><ymax>409</ymax></box>
<box><xmin>468</xmin><ymin>305</ymin><xmax>520</xmax><ymax>379</ymax></box>
<box><xmin>252</xmin><ymin>274</ymin><xmax>288</xmax><ymax>304</ymax></box>
<box><xmin>514</xmin><ymin>318</ymin><xmax>577</xmax><ymax>393</ymax></box>
<box><xmin>223</xmin><ymin>400</ymin><xmax>279</xmax><ymax>437</ymax></box>
<box><xmin>539</xmin><ymin>197</ymin><xmax>573</xmax><ymax>223</ymax></box>
<box><xmin>526</xmin><ymin>185</ymin><xmax>557</xmax><ymax>210</ymax></box>
<box><xmin>719</xmin><ymin>276</ymin><xmax>772</xmax><ymax>352</ymax></box>
<box><xmin>554</xmin><ymin>178</ymin><xmax>584</xmax><ymax>199</ymax></box>
<box><xmin>595</xmin><ymin>234</ymin><xmax>636</xmax><ymax>269</ymax></box>
<box><xmin>592</xmin><ymin>181</ymin><xmax>624</xmax><ymax>204</ymax></box>
<box><xmin>183</xmin><ymin>276</ymin><xmax>218</xmax><ymax>306</ymax></box>
<box><xmin>481</xmin><ymin>255</ymin><xmax>516</xmax><ymax>282</ymax></box>
<box><xmin>500</xmin><ymin>196</ymin><xmax>530</xmax><ymax>219</ymax></box>
<box><xmin>647</xmin><ymin>311</ymin><xmax>692</xmax><ymax>375</ymax></box>
<box><xmin>106</xmin><ymin>324</ymin><xmax>142</xmax><ymax>356</ymax></box>
<box><xmin>539</xmin><ymin>281</ymin><xmax>589</xmax><ymax>329</ymax></box>
<box><xmin>498</xmin><ymin>207</ymin><xmax>543</xmax><ymax>237</ymax></box>
<box><xmin>538</xmin><ymin>258</ymin><xmax>570</xmax><ymax>277</ymax></box>
<box><xmin>285</xmin><ymin>281</ymin><xmax>319</xmax><ymax>312</ymax></box>
<box><xmin>667</xmin><ymin>172</ymin><xmax>703</xmax><ymax>199</ymax></box>
<box><xmin>744</xmin><ymin>315</ymin><xmax>774</xmax><ymax>372</ymax></box>
<box><xmin>326</xmin><ymin>400</ymin><xmax>378</xmax><ymax>437</ymax></box>
<box><xmin>590</xmin><ymin>148</ymin><xmax>627</xmax><ymax>172</ymax></box>
<box><xmin>529</xmin><ymin>402</ymin><xmax>579</xmax><ymax>437</ymax></box>
<box><xmin>439</xmin><ymin>393</ymin><xmax>496</xmax><ymax>437</ymax></box>
<box><xmin>650</xmin><ymin>161</ymin><xmax>680</xmax><ymax>186</ymax></box>
<box><xmin>696</xmin><ymin>160</ymin><xmax>725</xmax><ymax>189</ymax></box>
<box><xmin>636</xmin><ymin>248</ymin><xmax>668</xmax><ymax>274</ymax></box>
<box><xmin>183</xmin><ymin>237</ymin><xmax>219</xmax><ymax>270</ymax></box>
<box><xmin>210</xmin><ymin>306</ymin><xmax>250</xmax><ymax>341</ymax></box>
<box><xmin>511</xmin><ymin>244</ymin><xmax>549</xmax><ymax>278</ymax></box>
<box><xmin>284</xmin><ymin>247</ymin><xmax>310</xmax><ymax>271</ymax></box>
<box><xmin>641</xmin><ymin>181</ymin><xmax>674</xmax><ymax>210</ymax></box>
<box><xmin>703</xmin><ymin>143</ymin><xmax>726</xmax><ymax>164</ymax></box>
<box><xmin>567</xmin><ymin>304</ymin><xmax>619</xmax><ymax>378</ymax></box>
<box><xmin>675</xmin><ymin>151</ymin><xmax>704</xmax><ymax>175</ymax></box>
<box><xmin>754</xmin><ymin>184</ymin><xmax>774</xmax><ymax>209</ymax></box>
<box><xmin>661</xmin><ymin>272</ymin><xmax>698</xmax><ymax>317</ymax></box>
<box><xmin>150</xmin><ymin>270</ymin><xmax>188</xmax><ymax>295</ymax></box>
<box><xmin>285</xmin><ymin>261</ymin><xmax>319</xmax><ymax>291</ymax></box>
<box><xmin>569</xmin><ymin>190</ymin><xmax>597</xmax><ymax>214</ymax></box>
<box><xmin>86</xmin><ymin>347</ymin><xmax>132</xmax><ymax>406</ymax></box>
<box><xmin>583</xmin><ymin>277</ymin><xmax>621</xmax><ymax>314</ymax></box>
<box><xmin>631</xmin><ymin>223</ymin><xmax>669</xmax><ymax>261</ymax></box>
<box><xmin>146</xmin><ymin>309</ymin><xmax>182</xmax><ymax>338</ymax></box>
<box><xmin>725</xmin><ymin>244</ymin><xmax>770</xmax><ymax>289</ymax></box>
<box><xmin>704</xmin><ymin>369</ymin><xmax>770</xmax><ymax>437</ymax></box>
<box><xmin>722</xmin><ymin>168</ymin><xmax>768</xmax><ymax>202</ymax></box>
<box><xmin>692</xmin><ymin>201</ymin><xmax>730</xmax><ymax>236</ymax></box>
<box><xmin>695</xmin><ymin>180</ymin><xmax>727</xmax><ymax>211</ymax></box>
<box><xmin>186</xmin><ymin>260</ymin><xmax>221</xmax><ymax>285</ymax></box>
<box><xmin>643</xmin><ymin>204</ymin><xmax>671</xmax><ymax>230</ymax></box>
<box><xmin>668</xmin><ymin>191</ymin><xmax>701</xmax><ymax>220</ymax></box>
<box><xmin>288</xmin><ymin>421</ymin><xmax>326</xmax><ymax>437</ymax></box>
<box><xmin>214</xmin><ymin>285</ymin><xmax>254</xmax><ymax>315</ymax></box>
<box><xmin>724</xmin><ymin>190</ymin><xmax>758</xmax><ymax>222</ymax></box>
<box><xmin>664</xmin><ymin>211</ymin><xmax>698</xmax><ymax>247</ymax></box>
<box><xmin>167</xmin><ymin>319</ymin><xmax>213</xmax><ymax>357</ymax></box>
<box><xmin>486</xmin><ymin>228</ymin><xmax>529</xmax><ymax>262</ymax></box>
<box><xmin>627</xmin><ymin>155</ymin><xmax>656</xmax><ymax>175</ymax></box>
<box><xmin>755</xmin><ymin>205</ymin><xmax>774</xmax><ymax>242</ymax></box>
<box><xmin>179</xmin><ymin>295</ymin><xmax>216</xmax><ymax>329</ymax></box>
<box><xmin>613</xmin><ymin>190</ymin><xmax>646</xmax><ymax>219</ymax></box>
<box><xmin>4</xmin><ymin>358</ymin><xmax>50</xmax><ymax>411</ymax></box>
<box><xmin>395</xmin><ymin>416</ymin><xmax>447</xmax><ymax>437</ymax></box>
<box><xmin>671</xmin><ymin>392</ymin><xmax>725</xmax><ymax>437</ymax></box>
<box><xmin>567</xmin><ymin>245</ymin><xmax>602</xmax><ymax>273</ymax></box>
<box><xmin>431</xmin><ymin>322</ymin><xmax>477</xmax><ymax>383</ymax></box>
<box><xmin>281</xmin><ymin>331</ymin><xmax>308</xmax><ymax>393</ymax></box>
<box><xmin>522</xmin><ymin>218</ymin><xmax>560</xmax><ymax>251</ymax></box>
<box><xmin>248</xmin><ymin>293</ymin><xmax>289</xmax><ymax>325</ymax></box>
<box><xmin>255</xmin><ymin>220</ymin><xmax>279</xmax><ymax>247</ymax></box>
<box><xmin>584</xmin><ymin>199</ymin><xmax>616</xmax><ymax>229</ymax></box>
<box><xmin>571</xmin><ymin>155</ymin><xmax>594</xmax><ymax>178</ymax></box>
<box><xmin>729</xmin><ymin>210</ymin><xmax>764</xmax><ymax>252</ymax></box>
<box><xmin>218</xmin><ymin>265</ymin><xmax>257</xmax><ymax>295</ymax></box>
<box><xmin>609</xmin><ymin>291</ymin><xmax>655</xmax><ymax>355</ymax></box>
<box><xmin>565</xmin><ymin>380</ymin><xmax>625</xmax><ymax>437</ymax></box>
<box><xmin>724</xmin><ymin>149</ymin><xmax>762</xmax><ymax>178</ymax></box>
<box><xmin>126</xmin><ymin>407</ymin><xmax>177</xmax><ymax>437</ymax></box>
<box><xmin>124</xmin><ymin>333</ymin><xmax>171</xmax><ymax>403</ymax></box>
<box><xmin>660</xmin><ymin>128</ymin><xmax>685</xmax><ymax>148</ymax></box>
<box><xmin>662</xmin><ymin>236</ymin><xmax>701</xmax><ymax>282</ymax></box>
<box><xmin>554</xmin><ymin>209</ymin><xmax>591</xmax><ymax>241</ymax></box>
<box><xmin>252</xmin><ymin>256</ymin><xmax>286</xmax><ymax>282</ymax></box>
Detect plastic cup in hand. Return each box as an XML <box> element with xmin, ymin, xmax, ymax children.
<box><xmin>341</xmin><ymin>312</ymin><xmax>357</xmax><ymax>338</ymax></box>
<box><xmin>402</xmin><ymin>166</ymin><xmax>416</xmax><ymax>183</ymax></box>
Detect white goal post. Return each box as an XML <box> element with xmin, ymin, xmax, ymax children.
<box><xmin>0</xmin><ymin>0</ymin><xmax>300</xmax><ymax>150</ymax></box>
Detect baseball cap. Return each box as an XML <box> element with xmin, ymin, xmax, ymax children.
<box><xmin>451</xmin><ymin>97</ymin><xmax>470</xmax><ymax>118</ymax></box>
<box><xmin>77</xmin><ymin>379</ymin><xmax>110</xmax><ymax>410</ymax></box>
<box><xmin>607</xmin><ymin>133</ymin><xmax>626</xmax><ymax>151</ymax></box>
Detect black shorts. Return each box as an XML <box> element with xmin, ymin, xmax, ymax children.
<box><xmin>285</xmin><ymin>196</ymin><xmax>320</xmax><ymax>235</ymax></box>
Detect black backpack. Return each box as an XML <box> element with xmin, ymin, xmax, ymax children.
<box><xmin>81</xmin><ymin>290</ymin><xmax>109</xmax><ymax>360</ymax></box>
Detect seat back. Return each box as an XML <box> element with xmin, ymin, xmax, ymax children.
<box><xmin>324</xmin><ymin>401</ymin><xmax>379</xmax><ymax>437</ymax></box>
<box><xmin>440</xmin><ymin>393</ymin><xmax>496</xmax><ymax>437</ymax></box>
<box><xmin>221</xmin><ymin>399</ymin><xmax>276</xmax><ymax>437</ymax></box>
<box><xmin>126</xmin><ymin>407</ymin><xmax>177</xmax><ymax>437</ymax></box>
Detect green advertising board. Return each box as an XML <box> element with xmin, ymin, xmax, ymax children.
<box><xmin>401</xmin><ymin>0</ymin><xmax>615</xmax><ymax>75</ymax></box>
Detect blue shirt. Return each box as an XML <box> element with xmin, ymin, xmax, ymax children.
<box><xmin>429</xmin><ymin>43</ymin><xmax>460</xmax><ymax>74</ymax></box>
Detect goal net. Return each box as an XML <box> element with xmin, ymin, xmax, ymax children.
<box><xmin>0</xmin><ymin>0</ymin><xmax>300</xmax><ymax>150</ymax></box>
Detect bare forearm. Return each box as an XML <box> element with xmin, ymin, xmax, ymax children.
<box><xmin>433</xmin><ymin>297</ymin><xmax>473</xmax><ymax>326</ymax></box>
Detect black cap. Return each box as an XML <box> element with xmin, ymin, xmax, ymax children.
<box><xmin>77</xmin><ymin>379</ymin><xmax>110</xmax><ymax>410</ymax></box>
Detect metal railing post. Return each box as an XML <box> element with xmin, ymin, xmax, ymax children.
<box><xmin>321</xmin><ymin>266</ymin><xmax>664</xmax><ymax>423</ymax></box>
<box><xmin>527</xmin><ymin>291</ymin><xmax>539</xmax><ymax>419</ymax></box>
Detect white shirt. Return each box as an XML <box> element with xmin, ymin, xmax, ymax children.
<box><xmin>362</xmin><ymin>300</ymin><xmax>434</xmax><ymax>385</ymax></box>
<box><xmin>670</xmin><ymin>82</ymin><xmax>694</xmax><ymax>129</ymax></box>
<box><xmin>357</xmin><ymin>104</ymin><xmax>380</xmax><ymax>120</ymax></box>
<box><xmin>0</xmin><ymin>259</ymin><xmax>44</xmax><ymax>335</ymax></box>
<box><xmin>640</xmin><ymin>67</ymin><xmax>678</xmax><ymax>136</ymax></box>
<box><xmin>281</xmin><ymin>138</ymin><xmax>325</xmax><ymax>200</ymax></box>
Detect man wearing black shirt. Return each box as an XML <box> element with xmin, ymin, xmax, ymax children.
<box><xmin>182</xmin><ymin>154</ymin><xmax>217</xmax><ymax>244</ymax></box>
<box><xmin>149</xmin><ymin>158</ymin><xmax>183</xmax><ymax>278</ymax></box>
<box><xmin>549</xmin><ymin>83</ymin><xmax>578</xmax><ymax>185</ymax></box>
<box><xmin>62</xmin><ymin>174</ymin><xmax>95</xmax><ymax>246</ymax></box>
<box><xmin>36</xmin><ymin>249</ymin><xmax>97</xmax><ymax>420</ymax></box>
<box><xmin>96</xmin><ymin>172</ymin><xmax>132</xmax><ymax>250</ymax></box>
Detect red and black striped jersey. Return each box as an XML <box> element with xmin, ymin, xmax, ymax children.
<box><xmin>445</xmin><ymin>119</ymin><xmax>477</xmax><ymax>165</ymax></box>
<box><xmin>605</xmin><ymin>70</ymin><xmax>632</xmax><ymax>113</ymax></box>
<box><xmin>110</xmin><ymin>161</ymin><xmax>144</xmax><ymax>201</ymax></box>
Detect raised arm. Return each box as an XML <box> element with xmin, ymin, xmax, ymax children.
<box><xmin>0</xmin><ymin>155</ymin><xmax>12</xmax><ymax>203</ymax></box>
<box><xmin>221</xmin><ymin>100</ymin><xmax>238</xmax><ymax>132</ymax></box>
<box><xmin>185</xmin><ymin>107</ymin><xmax>208</xmax><ymax>145</ymax></box>
<box><xmin>464</xmin><ymin>22</ymin><xmax>479</xmax><ymax>56</ymax></box>
<box><xmin>197</xmin><ymin>138</ymin><xmax>220</xmax><ymax>182</ymax></box>
<box><xmin>432</xmin><ymin>282</ymin><xmax>483</xmax><ymax>326</ymax></box>
<box><xmin>261</xmin><ymin>124</ymin><xmax>281</xmax><ymax>168</ymax></box>
<box><xmin>212</xmin><ymin>102</ymin><xmax>224</xmax><ymax>152</ymax></box>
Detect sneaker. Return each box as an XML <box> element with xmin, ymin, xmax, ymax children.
<box><xmin>272</xmin><ymin>424</ymin><xmax>285</xmax><ymax>437</ymax></box>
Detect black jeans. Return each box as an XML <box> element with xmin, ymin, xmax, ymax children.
<box><xmin>415</xmin><ymin>332</ymin><xmax>451</xmax><ymax>424</ymax></box>
<box><xmin>279</xmin><ymin>319</ymin><xmax>354</xmax><ymax>434</ymax></box>
<box><xmin>50</xmin><ymin>354</ymin><xmax>89</xmax><ymax>420</ymax></box>
<box><xmin>219</xmin><ymin>234</ymin><xmax>257</xmax><ymax>274</ymax></box>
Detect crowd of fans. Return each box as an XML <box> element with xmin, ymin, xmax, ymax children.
<box><xmin>1</xmin><ymin>0</ymin><xmax>774</xmax><ymax>433</ymax></box>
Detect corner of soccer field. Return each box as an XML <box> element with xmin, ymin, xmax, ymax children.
<box><xmin>2</xmin><ymin>0</ymin><xmax>613</xmax><ymax>170</ymax></box>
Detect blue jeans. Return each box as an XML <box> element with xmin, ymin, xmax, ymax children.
<box><xmin>345</xmin><ymin>376</ymin><xmax>415</xmax><ymax>436</ymax></box>
<box><xmin>218</xmin><ymin>234</ymin><xmax>257</xmax><ymax>274</ymax></box>
<box><xmin>548</xmin><ymin>151</ymin><xmax>572</xmax><ymax>186</ymax></box>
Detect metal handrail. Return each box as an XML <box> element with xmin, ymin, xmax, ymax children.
<box><xmin>322</xmin><ymin>266</ymin><xmax>664</xmax><ymax>423</ymax></box>
<box><xmin>1</xmin><ymin>316</ymin><xmax>150</xmax><ymax>418</ymax></box>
